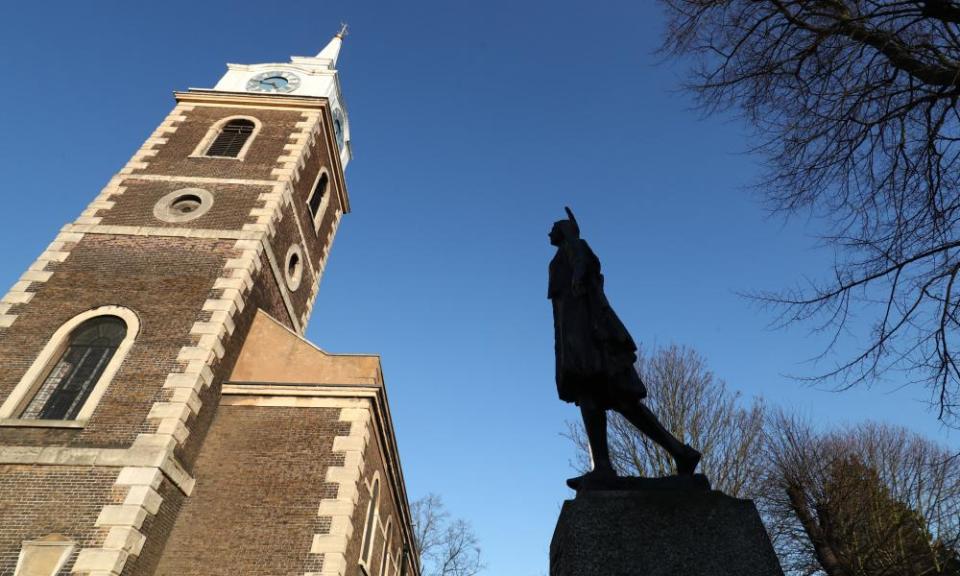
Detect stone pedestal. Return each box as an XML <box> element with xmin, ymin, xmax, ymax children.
<box><xmin>550</xmin><ymin>489</ymin><xmax>783</xmax><ymax>576</ymax></box>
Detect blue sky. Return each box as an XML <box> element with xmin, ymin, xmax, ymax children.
<box><xmin>1</xmin><ymin>2</ymin><xmax>955</xmax><ymax>575</ymax></box>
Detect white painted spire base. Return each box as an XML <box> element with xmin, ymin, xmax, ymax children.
<box><xmin>314</xmin><ymin>34</ymin><xmax>343</xmax><ymax>68</ymax></box>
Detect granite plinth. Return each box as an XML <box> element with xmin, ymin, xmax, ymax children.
<box><xmin>550</xmin><ymin>489</ymin><xmax>783</xmax><ymax>576</ymax></box>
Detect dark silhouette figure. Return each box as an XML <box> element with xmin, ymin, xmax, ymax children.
<box><xmin>549</xmin><ymin>208</ymin><xmax>701</xmax><ymax>489</ymax></box>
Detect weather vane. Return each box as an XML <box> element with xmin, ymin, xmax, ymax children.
<box><xmin>337</xmin><ymin>22</ymin><xmax>349</xmax><ymax>38</ymax></box>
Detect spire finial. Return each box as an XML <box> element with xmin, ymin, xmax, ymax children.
<box><xmin>315</xmin><ymin>25</ymin><xmax>347</xmax><ymax>65</ymax></box>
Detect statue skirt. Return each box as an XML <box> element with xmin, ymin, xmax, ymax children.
<box><xmin>557</xmin><ymin>360</ymin><xmax>647</xmax><ymax>407</ymax></box>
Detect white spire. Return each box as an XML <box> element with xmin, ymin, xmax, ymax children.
<box><xmin>315</xmin><ymin>24</ymin><xmax>348</xmax><ymax>68</ymax></box>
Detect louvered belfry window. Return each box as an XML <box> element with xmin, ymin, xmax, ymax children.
<box><xmin>308</xmin><ymin>172</ymin><xmax>329</xmax><ymax>220</ymax></box>
<box><xmin>206</xmin><ymin>119</ymin><xmax>255</xmax><ymax>157</ymax></box>
<box><xmin>21</xmin><ymin>316</ymin><xmax>127</xmax><ymax>420</ymax></box>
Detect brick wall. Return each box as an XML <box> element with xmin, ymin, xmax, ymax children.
<box><xmin>173</xmin><ymin>253</ymin><xmax>287</xmax><ymax>469</ymax></box>
<box><xmin>289</xmin><ymin>128</ymin><xmax>341</xmax><ymax>274</ymax></box>
<box><xmin>137</xmin><ymin>107</ymin><xmax>304</xmax><ymax>181</ymax></box>
<box><xmin>266</xmin><ymin>116</ymin><xmax>342</xmax><ymax>327</ymax></box>
<box><xmin>0</xmin><ymin>465</ymin><xmax>121</xmax><ymax>574</ymax></box>
<box><xmin>99</xmin><ymin>179</ymin><xmax>270</xmax><ymax>231</ymax></box>
<box><xmin>152</xmin><ymin>405</ymin><xmax>349</xmax><ymax>576</ymax></box>
<box><xmin>347</xmin><ymin>433</ymin><xmax>408</xmax><ymax>576</ymax></box>
<box><xmin>0</xmin><ymin>235</ymin><xmax>234</xmax><ymax>448</ymax></box>
<box><xmin>251</xmin><ymin>251</ymin><xmax>294</xmax><ymax>329</ymax></box>
<box><xmin>120</xmin><ymin>478</ymin><xmax>185</xmax><ymax>576</ymax></box>
<box><xmin>269</xmin><ymin>206</ymin><xmax>316</xmax><ymax>317</ymax></box>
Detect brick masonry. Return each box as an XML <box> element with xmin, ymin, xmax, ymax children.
<box><xmin>309</xmin><ymin>402</ymin><xmax>372</xmax><ymax>576</ymax></box>
<box><xmin>346</xmin><ymin>422</ymin><xmax>408</xmax><ymax>576</ymax></box>
<box><xmin>151</xmin><ymin>405</ymin><xmax>347</xmax><ymax>576</ymax></box>
<box><xmin>121</xmin><ymin>478</ymin><xmax>184</xmax><ymax>576</ymax></box>
<box><xmin>0</xmin><ymin>465</ymin><xmax>121</xmax><ymax>574</ymax></box>
<box><xmin>99</xmin><ymin>179</ymin><xmax>271</xmax><ymax>231</ymax></box>
<box><xmin>0</xmin><ymin>235</ymin><xmax>234</xmax><ymax>448</ymax></box>
<box><xmin>136</xmin><ymin>106</ymin><xmax>304</xmax><ymax>182</ymax></box>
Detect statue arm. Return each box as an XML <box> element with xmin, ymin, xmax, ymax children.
<box><xmin>563</xmin><ymin>240</ymin><xmax>590</xmax><ymax>296</ymax></box>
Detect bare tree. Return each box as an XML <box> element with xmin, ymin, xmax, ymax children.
<box><xmin>763</xmin><ymin>412</ymin><xmax>960</xmax><ymax>575</ymax></box>
<box><xmin>659</xmin><ymin>0</ymin><xmax>960</xmax><ymax>424</ymax></box>
<box><xmin>411</xmin><ymin>494</ymin><xmax>483</xmax><ymax>576</ymax></box>
<box><xmin>566</xmin><ymin>344</ymin><xmax>767</xmax><ymax>498</ymax></box>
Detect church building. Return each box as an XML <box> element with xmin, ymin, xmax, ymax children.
<box><xmin>0</xmin><ymin>31</ymin><xmax>419</xmax><ymax>576</ymax></box>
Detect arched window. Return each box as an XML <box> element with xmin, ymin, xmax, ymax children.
<box><xmin>205</xmin><ymin>119</ymin><xmax>255</xmax><ymax>158</ymax></box>
<box><xmin>378</xmin><ymin>518</ymin><xmax>393</xmax><ymax>576</ymax></box>
<box><xmin>334</xmin><ymin>118</ymin><xmax>344</xmax><ymax>150</ymax></box>
<box><xmin>0</xmin><ymin>306</ymin><xmax>139</xmax><ymax>424</ymax></box>
<box><xmin>308</xmin><ymin>171</ymin><xmax>329</xmax><ymax>222</ymax></box>
<box><xmin>361</xmin><ymin>478</ymin><xmax>381</xmax><ymax>566</ymax></box>
<box><xmin>21</xmin><ymin>316</ymin><xmax>127</xmax><ymax>420</ymax></box>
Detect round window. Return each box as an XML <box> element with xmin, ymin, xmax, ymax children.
<box><xmin>288</xmin><ymin>253</ymin><xmax>300</xmax><ymax>278</ymax></box>
<box><xmin>154</xmin><ymin>188</ymin><xmax>214</xmax><ymax>223</ymax></box>
<box><xmin>284</xmin><ymin>245</ymin><xmax>304</xmax><ymax>292</ymax></box>
<box><xmin>170</xmin><ymin>194</ymin><xmax>202</xmax><ymax>214</ymax></box>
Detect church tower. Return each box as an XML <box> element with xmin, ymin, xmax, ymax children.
<box><xmin>0</xmin><ymin>31</ymin><xmax>419</xmax><ymax>576</ymax></box>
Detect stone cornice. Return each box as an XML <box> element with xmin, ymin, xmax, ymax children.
<box><xmin>0</xmin><ymin>443</ymin><xmax>195</xmax><ymax>496</ymax></box>
<box><xmin>175</xmin><ymin>90</ymin><xmax>329</xmax><ymax>110</ymax></box>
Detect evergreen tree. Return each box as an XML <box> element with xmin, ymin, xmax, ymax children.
<box><xmin>818</xmin><ymin>455</ymin><xmax>954</xmax><ymax>575</ymax></box>
<box><xmin>765</xmin><ymin>417</ymin><xmax>960</xmax><ymax>575</ymax></box>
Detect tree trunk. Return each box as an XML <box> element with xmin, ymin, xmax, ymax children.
<box><xmin>785</xmin><ymin>484</ymin><xmax>850</xmax><ymax>576</ymax></box>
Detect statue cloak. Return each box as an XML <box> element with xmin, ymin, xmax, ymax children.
<box><xmin>548</xmin><ymin>237</ymin><xmax>646</xmax><ymax>404</ymax></box>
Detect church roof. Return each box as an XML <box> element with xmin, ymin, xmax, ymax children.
<box><xmin>229</xmin><ymin>309</ymin><xmax>382</xmax><ymax>387</ymax></box>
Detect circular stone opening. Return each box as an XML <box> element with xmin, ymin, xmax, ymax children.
<box><xmin>288</xmin><ymin>253</ymin><xmax>301</xmax><ymax>278</ymax></box>
<box><xmin>153</xmin><ymin>188</ymin><xmax>214</xmax><ymax>223</ymax></box>
<box><xmin>171</xmin><ymin>194</ymin><xmax>202</xmax><ymax>215</ymax></box>
<box><xmin>284</xmin><ymin>245</ymin><xmax>305</xmax><ymax>291</ymax></box>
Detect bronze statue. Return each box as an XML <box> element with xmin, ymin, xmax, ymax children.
<box><xmin>549</xmin><ymin>208</ymin><xmax>701</xmax><ymax>489</ymax></box>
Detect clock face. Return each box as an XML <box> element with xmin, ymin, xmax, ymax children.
<box><xmin>333</xmin><ymin>108</ymin><xmax>346</xmax><ymax>150</ymax></box>
<box><xmin>246</xmin><ymin>71</ymin><xmax>301</xmax><ymax>93</ymax></box>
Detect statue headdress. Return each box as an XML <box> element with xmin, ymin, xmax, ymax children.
<box><xmin>551</xmin><ymin>206</ymin><xmax>581</xmax><ymax>242</ymax></box>
<box><xmin>564</xmin><ymin>206</ymin><xmax>580</xmax><ymax>237</ymax></box>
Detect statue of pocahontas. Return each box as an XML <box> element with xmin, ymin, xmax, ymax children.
<box><xmin>548</xmin><ymin>207</ymin><xmax>701</xmax><ymax>489</ymax></box>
